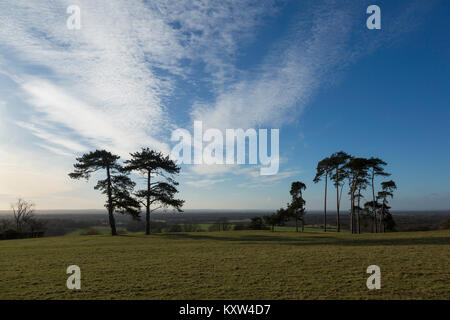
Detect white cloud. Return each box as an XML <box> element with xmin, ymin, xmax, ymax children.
<box><xmin>19</xmin><ymin>79</ymin><xmax>169</xmax><ymax>156</ymax></box>
<box><xmin>183</xmin><ymin>163</ymin><xmax>300</xmax><ymax>189</ymax></box>
<box><xmin>185</xmin><ymin>178</ymin><xmax>227</xmax><ymax>188</ymax></box>
<box><xmin>34</xmin><ymin>143</ymin><xmax>74</xmax><ymax>157</ymax></box>
<box><xmin>15</xmin><ymin>120</ymin><xmax>87</xmax><ymax>153</ymax></box>
<box><xmin>191</xmin><ymin>1</ymin><xmax>425</xmax><ymax>130</ymax></box>
<box><xmin>188</xmin><ymin>164</ymin><xmax>239</xmax><ymax>176</ymax></box>
<box><xmin>191</xmin><ymin>2</ymin><xmax>353</xmax><ymax>129</ymax></box>
<box><xmin>0</xmin><ymin>1</ymin><xmax>433</xmax><ymax>209</ymax></box>
<box><xmin>237</xmin><ymin>169</ymin><xmax>301</xmax><ymax>189</ymax></box>
<box><xmin>0</xmin><ymin>0</ymin><xmax>275</xmax><ymax>157</ymax></box>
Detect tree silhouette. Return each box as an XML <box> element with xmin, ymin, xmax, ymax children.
<box><xmin>329</xmin><ymin>151</ymin><xmax>351</xmax><ymax>232</ymax></box>
<box><xmin>248</xmin><ymin>216</ymin><xmax>266</xmax><ymax>230</ymax></box>
<box><xmin>344</xmin><ymin>157</ymin><xmax>369</xmax><ymax>234</ymax></box>
<box><xmin>354</xmin><ymin>176</ymin><xmax>369</xmax><ymax>234</ymax></box>
<box><xmin>381</xmin><ymin>203</ymin><xmax>396</xmax><ymax>231</ymax></box>
<box><xmin>263</xmin><ymin>214</ymin><xmax>276</xmax><ymax>232</ymax></box>
<box><xmin>364</xmin><ymin>200</ymin><xmax>382</xmax><ymax>231</ymax></box>
<box><xmin>289</xmin><ymin>181</ymin><xmax>307</xmax><ymax>232</ymax></box>
<box><xmin>124</xmin><ymin>148</ymin><xmax>184</xmax><ymax>235</ymax></box>
<box><xmin>264</xmin><ymin>208</ymin><xmax>288</xmax><ymax>232</ymax></box>
<box><xmin>215</xmin><ymin>217</ymin><xmax>231</xmax><ymax>231</ymax></box>
<box><xmin>69</xmin><ymin>150</ymin><xmax>140</xmax><ymax>236</ymax></box>
<box><xmin>11</xmin><ymin>198</ymin><xmax>35</xmax><ymax>232</ymax></box>
<box><xmin>367</xmin><ymin>158</ymin><xmax>390</xmax><ymax>232</ymax></box>
<box><xmin>377</xmin><ymin>180</ymin><xmax>397</xmax><ymax>232</ymax></box>
<box><xmin>313</xmin><ymin>158</ymin><xmax>331</xmax><ymax>232</ymax></box>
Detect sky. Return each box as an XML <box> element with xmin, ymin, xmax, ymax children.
<box><xmin>0</xmin><ymin>0</ymin><xmax>449</xmax><ymax>211</ymax></box>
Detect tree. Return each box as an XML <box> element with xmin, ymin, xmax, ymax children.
<box><xmin>216</xmin><ymin>217</ymin><xmax>231</xmax><ymax>231</ymax></box>
<box><xmin>313</xmin><ymin>158</ymin><xmax>332</xmax><ymax>231</ymax></box>
<box><xmin>263</xmin><ymin>209</ymin><xmax>288</xmax><ymax>232</ymax></box>
<box><xmin>11</xmin><ymin>198</ymin><xmax>35</xmax><ymax>232</ymax></box>
<box><xmin>377</xmin><ymin>180</ymin><xmax>397</xmax><ymax>232</ymax></box>
<box><xmin>329</xmin><ymin>151</ymin><xmax>351</xmax><ymax>232</ymax></box>
<box><xmin>367</xmin><ymin>158</ymin><xmax>389</xmax><ymax>232</ymax></box>
<box><xmin>263</xmin><ymin>214</ymin><xmax>277</xmax><ymax>232</ymax></box>
<box><xmin>354</xmin><ymin>177</ymin><xmax>368</xmax><ymax>234</ymax></box>
<box><xmin>247</xmin><ymin>217</ymin><xmax>266</xmax><ymax>230</ymax></box>
<box><xmin>124</xmin><ymin>148</ymin><xmax>184</xmax><ymax>235</ymax></box>
<box><xmin>381</xmin><ymin>204</ymin><xmax>396</xmax><ymax>232</ymax></box>
<box><xmin>69</xmin><ymin>150</ymin><xmax>140</xmax><ymax>236</ymax></box>
<box><xmin>344</xmin><ymin>158</ymin><xmax>369</xmax><ymax>234</ymax></box>
<box><xmin>364</xmin><ymin>200</ymin><xmax>382</xmax><ymax>232</ymax></box>
<box><xmin>0</xmin><ymin>217</ymin><xmax>14</xmax><ymax>232</ymax></box>
<box><xmin>289</xmin><ymin>181</ymin><xmax>307</xmax><ymax>232</ymax></box>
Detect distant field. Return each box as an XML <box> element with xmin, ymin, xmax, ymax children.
<box><xmin>65</xmin><ymin>227</ymin><xmax>112</xmax><ymax>236</ymax></box>
<box><xmin>68</xmin><ymin>224</ymin><xmax>343</xmax><ymax>234</ymax></box>
<box><xmin>0</xmin><ymin>230</ymin><xmax>449</xmax><ymax>299</ymax></box>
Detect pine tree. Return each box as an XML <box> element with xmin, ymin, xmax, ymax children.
<box><xmin>69</xmin><ymin>150</ymin><xmax>140</xmax><ymax>236</ymax></box>
<box><xmin>124</xmin><ymin>148</ymin><xmax>184</xmax><ymax>235</ymax></box>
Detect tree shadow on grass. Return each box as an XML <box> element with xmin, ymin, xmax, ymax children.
<box><xmin>155</xmin><ymin>232</ymin><xmax>450</xmax><ymax>247</ymax></box>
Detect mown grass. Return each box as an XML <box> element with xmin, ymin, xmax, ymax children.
<box><xmin>65</xmin><ymin>227</ymin><xmax>112</xmax><ymax>236</ymax></box>
<box><xmin>273</xmin><ymin>225</ymin><xmax>347</xmax><ymax>232</ymax></box>
<box><xmin>0</xmin><ymin>230</ymin><xmax>449</xmax><ymax>300</ymax></box>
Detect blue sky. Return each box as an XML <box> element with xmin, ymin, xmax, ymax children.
<box><xmin>0</xmin><ymin>0</ymin><xmax>449</xmax><ymax>210</ymax></box>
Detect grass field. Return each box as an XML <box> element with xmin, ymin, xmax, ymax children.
<box><xmin>0</xmin><ymin>230</ymin><xmax>449</xmax><ymax>300</ymax></box>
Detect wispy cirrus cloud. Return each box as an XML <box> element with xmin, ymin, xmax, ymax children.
<box><xmin>181</xmin><ymin>163</ymin><xmax>299</xmax><ymax>189</ymax></box>
<box><xmin>0</xmin><ymin>0</ymin><xmax>276</xmax><ymax>157</ymax></box>
<box><xmin>185</xmin><ymin>178</ymin><xmax>228</xmax><ymax>188</ymax></box>
<box><xmin>0</xmin><ymin>0</ymin><xmax>439</xmax><ymax>209</ymax></box>
<box><xmin>191</xmin><ymin>0</ymin><xmax>429</xmax><ymax>130</ymax></box>
<box><xmin>15</xmin><ymin>120</ymin><xmax>86</xmax><ymax>153</ymax></box>
<box><xmin>237</xmin><ymin>169</ymin><xmax>301</xmax><ymax>189</ymax></box>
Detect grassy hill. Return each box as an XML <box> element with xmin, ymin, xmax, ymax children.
<box><xmin>0</xmin><ymin>230</ymin><xmax>449</xmax><ymax>300</ymax></box>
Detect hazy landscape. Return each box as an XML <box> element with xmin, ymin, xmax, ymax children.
<box><xmin>1</xmin><ymin>210</ymin><xmax>450</xmax><ymax>236</ymax></box>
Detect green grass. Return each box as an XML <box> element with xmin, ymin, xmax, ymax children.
<box><xmin>65</xmin><ymin>227</ymin><xmax>112</xmax><ymax>236</ymax></box>
<box><xmin>273</xmin><ymin>225</ymin><xmax>347</xmax><ymax>232</ymax></box>
<box><xmin>0</xmin><ymin>230</ymin><xmax>449</xmax><ymax>300</ymax></box>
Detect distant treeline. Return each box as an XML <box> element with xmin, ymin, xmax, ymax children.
<box><xmin>2</xmin><ymin>211</ymin><xmax>448</xmax><ymax>239</ymax></box>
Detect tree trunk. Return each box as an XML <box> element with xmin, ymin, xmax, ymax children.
<box><xmin>350</xmin><ymin>200</ymin><xmax>353</xmax><ymax>234</ymax></box>
<box><xmin>338</xmin><ymin>182</ymin><xmax>344</xmax><ymax>232</ymax></box>
<box><xmin>324</xmin><ymin>174</ymin><xmax>327</xmax><ymax>232</ymax></box>
<box><xmin>146</xmin><ymin>170</ymin><xmax>151</xmax><ymax>235</ymax></box>
<box><xmin>380</xmin><ymin>201</ymin><xmax>385</xmax><ymax>233</ymax></box>
<box><xmin>357</xmin><ymin>189</ymin><xmax>361</xmax><ymax>234</ymax></box>
<box><xmin>350</xmin><ymin>188</ymin><xmax>354</xmax><ymax>234</ymax></box>
<box><xmin>336</xmin><ymin>168</ymin><xmax>340</xmax><ymax>232</ymax></box>
<box><xmin>106</xmin><ymin>165</ymin><xmax>117</xmax><ymax>236</ymax></box>
<box><xmin>295</xmin><ymin>213</ymin><xmax>298</xmax><ymax>232</ymax></box>
<box><xmin>371</xmin><ymin>173</ymin><xmax>377</xmax><ymax>233</ymax></box>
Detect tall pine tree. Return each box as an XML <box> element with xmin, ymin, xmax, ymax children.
<box><xmin>124</xmin><ymin>148</ymin><xmax>184</xmax><ymax>235</ymax></box>
<box><xmin>69</xmin><ymin>150</ymin><xmax>140</xmax><ymax>236</ymax></box>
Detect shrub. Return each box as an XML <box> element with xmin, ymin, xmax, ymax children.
<box><xmin>438</xmin><ymin>219</ymin><xmax>450</xmax><ymax>230</ymax></box>
<box><xmin>247</xmin><ymin>217</ymin><xmax>270</xmax><ymax>230</ymax></box>
<box><xmin>168</xmin><ymin>224</ymin><xmax>182</xmax><ymax>232</ymax></box>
